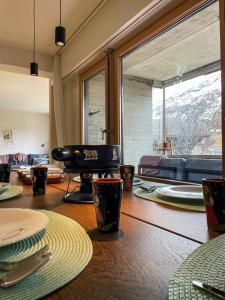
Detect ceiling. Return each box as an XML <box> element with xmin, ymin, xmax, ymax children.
<box><xmin>123</xmin><ymin>2</ymin><xmax>220</xmax><ymax>82</ymax></box>
<box><xmin>0</xmin><ymin>70</ymin><xmax>49</xmax><ymax>113</ymax></box>
<box><xmin>0</xmin><ymin>0</ymin><xmax>104</xmax><ymax>56</ymax></box>
<box><xmin>0</xmin><ymin>0</ymin><xmax>106</xmax><ymax>114</ymax></box>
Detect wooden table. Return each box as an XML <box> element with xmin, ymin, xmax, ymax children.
<box><xmin>0</xmin><ymin>172</ymin><xmax>215</xmax><ymax>299</ymax></box>
<box><xmin>50</xmin><ymin>174</ymin><xmax>219</xmax><ymax>244</ymax></box>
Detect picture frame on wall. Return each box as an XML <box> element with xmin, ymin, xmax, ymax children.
<box><xmin>0</xmin><ymin>127</ymin><xmax>16</xmax><ymax>147</ymax></box>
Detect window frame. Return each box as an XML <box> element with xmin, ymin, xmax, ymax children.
<box><xmin>112</xmin><ymin>0</ymin><xmax>225</xmax><ymax>180</ymax></box>
<box><xmin>79</xmin><ymin>0</ymin><xmax>225</xmax><ymax>183</ymax></box>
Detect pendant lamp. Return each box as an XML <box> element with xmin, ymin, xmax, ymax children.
<box><xmin>30</xmin><ymin>0</ymin><xmax>38</xmax><ymax>76</ymax></box>
<box><xmin>55</xmin><ymin>0</ymin><xmax>66</xmax><ymax>47</ymax></box>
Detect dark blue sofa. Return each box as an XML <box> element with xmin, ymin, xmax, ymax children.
<box><xmin>138</xmin><ymin>156</ymin><xmax>222</xmax><ymax>183</ymax></box>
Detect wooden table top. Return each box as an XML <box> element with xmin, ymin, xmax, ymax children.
<box><xmin>0</xmin><ymin>172</ymin><xmax>215</xmax><ymax>299</ymax></box>
<box><xmin>49</xmin><ymin>174</ymin><xmax>219</xmax><ymax>244</ymax></box>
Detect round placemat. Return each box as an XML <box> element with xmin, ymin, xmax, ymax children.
<box><xmin>0</xmin><ymin>185</ymin><xmax>23</xmax><ymax>201</ymax></box>
<box><xmin>169</xmin><ymin>234</ymin><xmax>225</xmax><ymax>299</ymax></box>
<box><xmin>0</xmin><ymin>210</ymin><xmax>93</xmax><ymax>300</ymax></box>
<box><xmin>133</xmin><ymin>188</ymin><xmax>206</xmax><ymax>212</ymax></box>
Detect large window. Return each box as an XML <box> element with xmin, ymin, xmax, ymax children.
<box><xmin>121</xmin><ymin>1</ymin><xmax>222</xmax><ymax>182</ymax></box>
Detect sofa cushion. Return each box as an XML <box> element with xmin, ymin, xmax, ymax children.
<box><xmin>9</xmin><ymin>153</ymin><xmax>29</xmax><ymax>165</ymax></box>
<box><xmin>184</xmin><ymin>159</ymin><xmax>222</xmax><ymax>183</ymax></box>
<box><xmin>28</xmin><ymin>154</ymin><xmax>49</xmax><ymax>165</ymax></box>
<box><xmin>33</xmin><ymin>157</ymin><xmax>49</xmax><ymax>165</ymax></box>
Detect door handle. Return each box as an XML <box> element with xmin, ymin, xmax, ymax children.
<box><xmin>88</xmin><ymin>110</ymin><xmax>100</xmax><ymax>117</ymax></box>
<box><xmin>100</xmin><ymin>129</ymin><xmax>110</xmax><ymax>141</ymax></box>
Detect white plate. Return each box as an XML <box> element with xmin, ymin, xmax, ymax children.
<box><xmin>156</xmin><ymin>185</ymin><xmax>203</xmax><ymax>200</ymax></box>
<box><xmin>0</xmin><ymin>185</ymin><xmax>23</xmax><ymax>201</ymax></box>
<box><xmin>0</xmin><ymin>209</ymin><xmax>49</xmax><ymax>247</ymax></box>
<box><xmin>0</xmin><ymin>182</ymin><xmax>10</xmax><ymax>192</ymax></box>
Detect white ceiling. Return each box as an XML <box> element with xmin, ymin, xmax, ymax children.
<box><xmin>0</xmin><ymin>70</ymin><xmax>49</xmax><ymax>113</ymax></box>
<box><xmin>0</xmin><ymin>0</ymin><xmax>105</xmax><ymax>114</ymax></box>
<box><xmin>0</xmin><ymin>0</ymin><xmax>104</xmax><ymax>56</ymax></box>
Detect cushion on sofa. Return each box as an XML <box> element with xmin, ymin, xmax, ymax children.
<box><xmin>184</xmin><ymin>159</ymin><xmax>222</xmax><ymax>183</ymax></box>
<box><xmin>28</xmin><ymin>154</ymin><xmax>49</xmax><ymax>165</ymax></box>
<box><xmin>8</xmin><ymin>153</ymin><xmax>29</xmax><ymax>165</ymax></box>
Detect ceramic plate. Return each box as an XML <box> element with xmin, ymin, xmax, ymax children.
<box><xmin>0</xmin><ymin>209</ymin><xmax>49</xmax><ymax>247</ymax></box>
<box><xmin>156</xmin><ymin>185</ymin><xmax>203</xmax><ymax>200</ymax></box>
<box><xmin>0</xmin><ymin>185</ymin><xmax>23</xmax><ymax>201</ymax></box>
<box><xmin>0</xmin><ymin>182</ymin><xmax>10</xmax><ymax>193</ymax></box>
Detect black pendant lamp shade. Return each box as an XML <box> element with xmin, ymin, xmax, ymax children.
<box><xmin>55</xmin><ymin>26</ymin><xmax>66</xmax><ymax>46</ymax></box>
<box><xmin>30</xmin><ymin>0</ymin><xmax>38</xmax><ymax>76</ymax></box>
<box><xmin>30</xmin><ymin>62</ymin><xmax>38</xmax><ymax>76</ymax></box>
<box><xmin>55</xmin><ymin>0</ymin><xmax>66</xmax><ymax>47</ymax></box>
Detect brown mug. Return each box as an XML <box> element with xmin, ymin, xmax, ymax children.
<box><xmin>120</xmin><ymin>165</ymin><xmax>135</xmax><ymax>191</ymax></box>
<box><xmin>30</xmin><ymin>166</ymin><xmax>48</xmax><ymax>195</ymax></box>
<box><xmin>202</xmin><ymin>178</ymin><xmax>225</xmax><ymax>232</ymax></box>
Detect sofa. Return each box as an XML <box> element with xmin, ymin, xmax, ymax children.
<box><xmin>0</xmin><ymin>153</ymin><xmax>49</xmax><ymax>170</ymax></box>
<box><xmin>138</xmin><ymin>156</ymin><xmax>222</xmax><ymax>183</ymax></box>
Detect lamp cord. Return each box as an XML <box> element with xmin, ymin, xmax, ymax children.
<box><xmin>60</xmin><ymin>0</ymin><xmax>61</xmax><ymax>26</ymax></box>
<box><xmin>33</xmin><ymin>0</ymin><xmax>36</xmax><ymax>62</ymax></box>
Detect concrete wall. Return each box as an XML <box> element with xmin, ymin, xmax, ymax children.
<box><xmin>85</xmin><ymin>73</ymin><xmax>153</xmax><ymax>168</ymax></box>
<box><xmin>0</xmin><ymin>110</ymin><xmax>49</xmax><ymax>155</ymax></box>
<box><xmin>86</xmin><ymin>72</ymin><xmax>106</xmax><ymax>144</ymax></box>
<box><xmin>123</xmin><ymin>75</ymin><xmax>152</xmax><ymax>169</ymax></box>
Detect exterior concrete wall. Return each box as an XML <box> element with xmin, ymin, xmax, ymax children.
<box><xmin>86</xmin><ymin>72</ymin><xmax>106</xmax><ymax>144</ymax></box>
<box><xmin>85</xmin><ymin>73</ymin><xmax>153</xmax><ymax>168</ymax></box>
<box><xmin>123</xmin><ymin>75</ymin><xmax>152</xmax><ymax>169</ymax></box>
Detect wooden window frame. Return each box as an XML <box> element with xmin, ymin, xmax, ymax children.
<box><xmin>79</xmin><ymin>0</ymin><xmax>225</xmax><ymax>182</ymax></box>
<box><xmin>111</xmin><ymin>0</ymin><xmax>225</xmax><ymax>179</ymax></box>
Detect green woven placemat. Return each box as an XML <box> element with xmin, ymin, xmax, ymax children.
<box><xmin>133</xmin><ymin>188</ymin><xmax>206</xmax><ymax>212</ymax></box>
<box><xmin>0</xmin><ymin>210</ymin><xmax>93</xmax><ymax>300</ymax></box>
<box><xmin>169</xmin><ymin>233</ymin><xmax>225</xmax><ymax>299</ymax></box>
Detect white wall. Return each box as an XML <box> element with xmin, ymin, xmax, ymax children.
<box><xmin>0</xmin><ymin>110</ymin><xmax>49</xmax><ymax>155</ymax></box>
<box><xmin>61</xmin><ymin>0</ymin><xmax>157</xmax><ymax>77</ymax></box>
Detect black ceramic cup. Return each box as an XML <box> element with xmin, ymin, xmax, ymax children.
<box><xmin>30</xmin><ymin>166</ymin><xmax>48</xmax><ymax>195</ymax></box>
<box><xmin>202</xmin><ymin>178</ymin><xmax>225</xmax><ymax>232</ymax></box>
<box><xmin>0</xmin><ymin>164</ymin><xmax>10</xmax><ymax>183</ymax></box>
<box><xmin>93</xmin><ymin>178</ymin><xmax>123</xmax><ymax>232</ymax></box>
<box><xmin>120</xmin><ymin>165</ymin><xmax>135</xmax><ymax>191</ymax></box>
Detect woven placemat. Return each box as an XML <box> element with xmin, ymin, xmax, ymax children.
<box><xmin>133</xmin><ymin>188</ymin><xmax>206</xmax><ymax>212</ymax></box>
<box><xmin>0</xmin><ymin>185</ymin><xmax>23</xmax><ymax>201</ymax></box>
<box><xmin>169</xmin><ymin>234</ymin><xmax>225</xmax><ymax>299</ymax></box>
<box><xmin>0</xmin><ymin>210</ymin><xmax>93</xmax><ymax>300</ymax></box>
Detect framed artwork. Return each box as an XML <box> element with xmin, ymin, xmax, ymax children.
<box><xmin>0</xmin><ymin>127</ymin><xmax>16</xmax><ymax>147</ymax></box>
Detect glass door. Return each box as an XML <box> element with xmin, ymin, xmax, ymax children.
<box><xmin>84</xmin><ymin>70</ymin><xmax>107</xmax><ymax>144</ymax></box>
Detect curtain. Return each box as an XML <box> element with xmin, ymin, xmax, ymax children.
<box><xmin>50</xmin><ymin>54</ymin><xmax>67</xmax><ymax>150</ymax></box>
